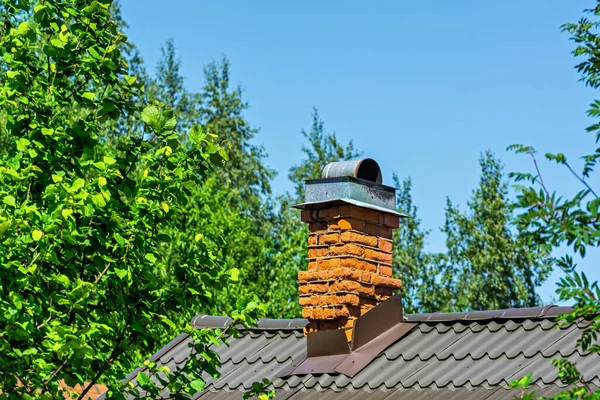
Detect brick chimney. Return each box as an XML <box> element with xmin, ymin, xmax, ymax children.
<box><xmin>294</xmin><ymin>159</ymin><xmax>404</xmax><ymax>341</ymax></box>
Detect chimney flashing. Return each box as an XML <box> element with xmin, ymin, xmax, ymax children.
<box><xmin>293</xmin><ymin>176</ymin><xmax>407</xmax><ymax>217</ymax></box>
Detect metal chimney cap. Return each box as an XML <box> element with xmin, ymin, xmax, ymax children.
<box><xmin>321</xmin><ymin>158</ymin><xmax>382</xmax><ymax>184</ymax></box>
<box><xmin>293</xmin><ymin>158</ymin><xmax>407</xmax><ymax>217</ymax></box>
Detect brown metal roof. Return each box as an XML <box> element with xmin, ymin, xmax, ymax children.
<box><xmin>116</xmin><ymin>303</ymin><xmax>599</xmax><ymax>400</ymax></box>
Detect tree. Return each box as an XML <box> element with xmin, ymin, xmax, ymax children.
<box><xmin>508</xmin><ymin>2</ymin><xmax>600</xmax><ymax>398</ymax></box>
<box><xmin>0</xmin><ymin>2</ymin><xmax>264</xmax><ymax>399</ymax></box>
<box><xmin>439</xmin><ymin>151</ymin><xmax>552</xmax><ymax>311</ymax></box>
<box><xmin>391</xmin><ymin>174</ymin><xmax>439</xmax><ymax>314</ymax></box>
<box><xmin>289</xmin><ymin>108</ymin><xmax>361</xmax><ymax>202</ymax></box>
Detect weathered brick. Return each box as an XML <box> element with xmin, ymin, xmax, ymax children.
<box><xmin>378</xmin><ymin>265</ymin><xmax>393</xmax><ymax>277</ymax></box>
<box><xmin>320</xmin><ymin>232</ymin><xmax>340</xmax><ymax>244</ymax></box>
<box><xmin>301</xmin><ymin>209</ymin><xmax>313</xmax><ymax>223</ymax></box>
<box><xmin>378</xmin><ymin>238</ymin><xmax>393</xmax><ymax>253</ymax></box>
<box><xmin>307</xmin><ymin>282</ymin><xmax>329</xmax><ymax>293</ymax></box>
<box><xmin>298</xmin><ymin>270</ymin><xmax>318</xmax><ymax>282</ymax></box>
<box><xmin>299</xmin><ymin>296</ymin><xmax>312</xmax><ymax>306</ymax></box>
<box><xmin>330</xmin><ymin>280</ymin><xmax>375</xmax><ymax>296</ymax></box>
<box><xmin>318</xmin><ymin>258</ymin><xmax>340</xmax><ymax>270</ymax></box>
<box><xmin>359</xmin><ymin>297</ymin><xmax>379</xmax><ymax>308</ymax></box>
<box><xmin>364</xmin><ymin>248</ymin><xmax>392</xmax><ymax>264</ymax></box>
<box><xmin>372</xmin><ymin>275</ymin><xmax>402</xmax><ymax>289</ymax></box>
<box><xmin>328</xmin><ymin>221</ymin><xmax>341</xmax><ymax>231</ymax></box>
<box><xmin>319</xmin><ymin>320</ymin><xmax>341</xmax><ymax>331</ymax></box>
<box><xmin>328</xmin><ymin>268</ymin><xmax>360</xmax><ymax>281</ymax></box>
<box><xmin>311</xmin><ymin>307</ymin><xmax>335</xmax><ymax>320</ymax></box>
<box><xmin>301</xmin><ymin>308</ymin><xmax>312</xmax><ymax>319</ymax></box>
<box><xmin>384</xmin><ymin>213</ymin><xmax>400</xmax><ymax>228</ymax></box>
<box><xmin>340</xmin><ymin>205</ymin><xmax>379</xmax><ymax>223</ymax></box>
<box><xmin>360</xmin><ymin>270</ymin><xmax>373</xmax><ymax>283</ymax></box>
<box><xmin>308</xmin><ymin>261</ymin><xmax>317</xmax><ymax>271</ymax></box>
<box><xmin>339</xmin><ymin>318</ymin><xmax>355</xmax><ymax>329</ymax></box>
<box><xmin>308</xmin><ymin>234</ymin><xmax>318</xmax><ymax>246</ymax></box>
<box><xmin>308</xmin><ymin>247</ymin><xmax>329</xmax><ymax>258</ymax></box>
<box><xmin>337</xmin><ymin>218</ymin><xmax>364</xmax><ymax>231</ymax></box>
<box><xmin>317</xmin><ymin>206</ymin><xmax>341</xmax><ymax>220</ymax></box>
<box><xmin>330</xmin><ymin>243</ymin><xmax>363</xmax><ymax>257</ymax></box>
<box><xmin>375</xmin><ymin>287</ymin><xmax>393</xmax><ymax>299</ymax></box>
<box><xmin>378</xmin><ymin>226</ymin><xmax>393</xmax><ymax>239</ymax></box>
<box><xmin>309</xmin><ymin>221</ymin><xmax>328</xmax><ymax>232</ymax></box>
<box><xmin>340</xmin><ymin>231</ymin><xmax>378</xmax><ymax>247</ymax></box>
<box><xmin>340</xmin><ymin>258</ymin><xmax>377</xmax><ymax>272</ymax></box>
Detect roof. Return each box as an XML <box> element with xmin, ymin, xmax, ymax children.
<box><xmin>118</xmin><ymin>304</ymin><xmax>600</xmax><ymax>399</ymax></box>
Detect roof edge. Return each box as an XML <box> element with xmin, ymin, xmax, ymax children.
<box><xmin>190</xmin><ymin>315</ymin><xmax>309</xmax><ymax>330</ymax></box>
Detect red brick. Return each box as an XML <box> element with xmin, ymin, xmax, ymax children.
<box><xmin>308</xmin><ymin>247</ymin><xmax>329</xmax><ymax>258</ymax></box>
<box><xmin>337</xmin><ymin>218</ymin><xmax>364</xmax><ymax>231</ymax></box>
<box><xmin>309</xmin><ymin>221</ymin><xmax>328</xmax><ymax>232</ymax></box>
<box><xmin>319</xmin><ymin>320</ymin><xmax>341</xmax><ymax>330</ymax></box>
<box><xmin>308</xmin><ymin>261</ymin><xmax>317</xmax><ymax>271</ymax></box>
<box><xmin>384</xmin><ymin>213</ymin><xmax>400</xmax><ymax>228</ymax></box>
<box><xmin>320</xmin><ymin>232</ymin><xmax>340</xmax><ymax>244</ymax></box>
<box><xmin>330</xmin><ymin>280</ymin><xmax>375</xmax><ymax>296</ymax></box>
<box><xmin>372</xmin><ymin>275</ymin><xmax>402</xmax><ymax>289</ymax></box>
<box><xmin>298</xmin><ymin>271</ymin><xmax>318</xmax><ymax>282</ymax></box>
<box><xmin>360</xmin><ymin>270</ymin><xmax>374</xmax><ymax>283</ymax></box>
<box><xmin>301</xmin><ymin>209</ymin><xmax>313</xmax><ymax>223</ymax></box>
<box><xmin>328</xmin><ymin>268</ymin><xmax>360</xmax><ymax>281</ymax></box>
<box><xmin>378</xmin><ymin>238</ymin><xmax>393</xmax><ymax>253</ymax></box>
<box><xmin>328</xmin><ymin>221</ymin><xmax>341</xmax><ymax>231</ymax></box>
<box><xmin>375</xmin><ymin>287</ymin><xmax>393</xmax><ymax>299</ymax></box>
<box><xmin>330</xmin><ymin>244</ymin><xmax>363</xmax><ymax>257</ymax></box>
<box><xmin>364</xmin><ymin>248</ymin><xmax>392</xmax><ymax>264</ymax></box>
<box><xmin>377</xmin><ymin>226</ymin><xmax>393</xmax><ymax>239</ymax></box>
<box><xmin>302</xmin><ymin>308</ymin><xmax>312</xmax><ymax>319</ymax></box>
<box><xmin>318</xmin><ymin>258</ymin><xmax>340</xmax><ymax>270</ymax></box>
<box><xmin>308</xmin><ymin>234</ymin><xmax>318</xmax><ymax>246</ymax></box>
<box><xmin>378</xmin><ymin>265</ymin><xmax>393</xmax><ymax>277</ymax></box>
<box><xmin>340</xmin><ymin>205</ymin><xmax>379</xmax><ymax>223</ymax></box>
<box><xmin>311</xmin><ymin>307</ymin><xmax>335</xmax><ymax>320</ymax></box>
<box><xmin>340</xmin><ymin>258</ymin><xmax>377</xmax><ymax>272</ymax></box>
<box><xmin>317</xmin><ymin>206</ymin><xmax>341</xmax><ymax>220</ymax></box>
<box><xmin>340</xmin><ymin>231</ymin><xmax>377</xmax><ymax>247</ymax></box>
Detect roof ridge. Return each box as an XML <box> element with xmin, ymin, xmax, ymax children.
<box><xmin>405</xmin><ymin>305</ymin><xmax>574</xmax><ymax>322</ymax></box>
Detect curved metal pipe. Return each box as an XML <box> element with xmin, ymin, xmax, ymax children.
<box><xmin>320</xmin><ymin>158</ymin><xmax>383</xmax><ymax>184</ymax></box>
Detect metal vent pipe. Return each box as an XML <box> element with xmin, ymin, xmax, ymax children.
<box><xmin>320</xmin><ymin>158</ymin><xmax>383</xmax><ymax>184</ymax></box>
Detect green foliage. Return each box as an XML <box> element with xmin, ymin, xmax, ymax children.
<box><xmin>507</xmin><ymin>2</ymin><xmax>600</xmax><ymax>398</ymax></box>
<box><xmin>288</xmin><ymin>108</ymin><xmax>362</xmax><ymax>201</ymax></box>
<box><xmin>0</xmin><ymin>2</ymin><xmax>265</xmax><ymax>399</ymax></box>
<box><xmin>438</xmin><ymin>151</ymin><xmax>552</xmax><ymax>311</ymax></box>
<box><xmin>391</xmin><ymin>174</ymin><xmax>439</xmax><ymax>313</ymax></box>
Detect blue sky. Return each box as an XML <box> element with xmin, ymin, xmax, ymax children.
<box><xmin>122</xmin><ymin>0</ymin><xmax>598</xmax><ymax>304</ymax></box>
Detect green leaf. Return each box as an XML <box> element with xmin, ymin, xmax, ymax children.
<box><xmin>115</xmin><ymin>268</ymin><xmax>128</xmax><ymax>280</ymax></box>
<box><xmin>32</xmin><ymin>230</ymin><xmax>43</xmax><ymax>241</ymax></box>
<box><xmin>190</xmin><ymin>380</ymin><xmax>205</xmax><ymax>392</ymax></box>
<box><xmin>71</xmin><ymin>178</ymin><xmax>85</xmax><ymax>192</ymax></box>
<box><xmin>137</xmin><ymin>371</ymin><xmax>150</xmax><ymax>387</ymax></box>
<box><xmin>52</xmin><ymin>174</ymin><xmax>63</xmax><ymax>183</ymax></box>
<box><xmin>141</xmin><ymin>106</ymin><xmax>160</xmax><ymax>127</ymax></box>
<box><xmin>3</xmin><ymin>196</ymin><xmax>16</xmax><ymax>207</ymax></box>
<box><xmin>145</xmin><ymin>253</ymin><xmax>157</xmax><ymax>263</ymax></box>
<box><xmin>16</xmin><ymin>138</ymin><xmax>30</xmax><ymax>151</ymax></box>
<box><xmin>92</xmin><ymin>193</ymin><xmax>106</xmax><ymax>208</ymax></box>
<box><xmin>82</xmin><ymin>92</ymin><xmax>95</xmax><ymax>101</ymax></box>
<box><xmin>230</xmin><ymin>268</ymin><xmax>240</xmax><ymax>282</ymax></box>
<box><xmin>41</xmin><ymin>128</ymin><xmax>54</xmax><ymax>136</ymax></box>
<box><xmin>103</xmin><ymin>156</ymin><xmax>116</xmax><ymax>166</ymax></box>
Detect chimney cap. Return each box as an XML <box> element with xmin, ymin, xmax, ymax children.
<box><xmin>293</xmin><ymin>158</ymin><xmax>408</xmax><ymax>217</ymax></box>
<box><xmin>321</xmin><ymin>158</ymin><xmax>382</xmax><ymax>184</ymax></box>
